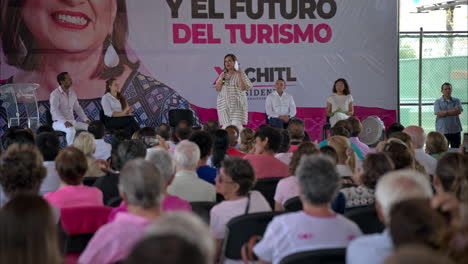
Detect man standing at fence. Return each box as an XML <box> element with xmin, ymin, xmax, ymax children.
<box><xmin>434</xmin><ymin>82</ymin><xmax>463</xmax><ymax>148</ymax></box>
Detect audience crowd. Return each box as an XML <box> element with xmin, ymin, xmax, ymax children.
<box><xmin>0</xmin><ymin>116</ymin><xmax>466</xmax><ymax>264</ymax></box>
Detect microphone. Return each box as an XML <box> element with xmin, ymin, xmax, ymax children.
<box><xmin>222</xmin><ymin>69</ymin><xmax>228</xmax><ymax>84</ymax></box>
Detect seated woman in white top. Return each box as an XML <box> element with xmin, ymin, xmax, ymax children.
<box><xmin>254</xmin><ymin>155</ymin><xmax>362</xmax><ymax>264</ymax></box>
<box><xmin>326</xmin><ymin>78</ymin><xmax>354</xmax><ymax>127</ymax></box>
<box><xmin>210</xmin><ymin>157</ymin><xmax>271</xmax><ymax>263</ymax></box>
<box><xmin>101</xmin><ymin>78</ymin><xmax>140</xmax><ymax>137</ymax></box>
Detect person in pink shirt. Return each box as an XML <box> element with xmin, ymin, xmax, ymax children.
<box><xmin>79</xmin><ymin>159</ymin><xmax>164</xmax><ymax>264</ymax></box>
<box><xmin>254</xmin><ymin>155</ymin><xmax>362</xmax><ymax>264</ymax></box>
<box><xmin>347</xmin><ymin>117</ymin><xmax>371</xmax><ymax>157</ymax></box>
<box><xmin>274</xmin><ymin>142</ymin><xmax>320</xmax><ymax>211</ymax></box>
<box><xmin>44</xmin><ymin>147</ymin><xmax>103</xmax><ymax>208</ymax></box>
<box><xmin>107</xmin><ymin>148</ymin><xmax>191</xmax><ymax>222</ymax></box>
<box><xmin>225</xmin><ymin>125</ymin><xmax>246</xmax><ymax>158</ymax></box>
<box><xmin>244</xmin><ymin>126</ymin><xmax>289</xmax><ymax>179</ymax></box>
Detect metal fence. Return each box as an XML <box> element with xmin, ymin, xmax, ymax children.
<box><xmin>399</xmin><ymin>29</ymin><xmax>468</xmax><ymax>133</ymax></box>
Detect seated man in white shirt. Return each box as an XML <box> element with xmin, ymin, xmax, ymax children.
<box><xmin>265</xmin><ymin>78</ymin><xmax>297</xmax><ymax>129</ymax></box>
<box><xmin>254</xmin><ymin>155</ymin><xmax>362</xmax><ymax>264</ymax></box>
<box><xmin>49</xmin><ymin>72</ymin><xmax>90</xmax><ymax>145</ymax></box>
<box><xmin>403</xmin><ymin>126</ymin><xmax>437</xmax><ymax>175</ymax></box>
<box><xmin>88</xmin><ymin>121</ymin><xmax>112</xmax><ymax>160</ymax></box>
<box><xmin>346</xmin><ymin>169</ymin><xmax>433</xmax><ymax>264</ymax></box>
<box><xmin>167</xmin><ymin>141</ymin><xmax>216</xmax><ymax>202</ymax></box>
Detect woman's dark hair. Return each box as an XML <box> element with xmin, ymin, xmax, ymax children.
<box><xmin>88</xmin><ymin>120</ymin><xmax>106</xmax><ymax>140</ymax></box>
<box><xmin>223</xmin><ymin>53</ymin><xmax>237</xmax><ymax>72</ymax></box>
<box><xmin>320</xmin><ymin>146</ymin><xmax>339</xmax><ymax>163</ymax></box>
<box><xmin>386</xmin><ymin>122</ymin><xmax>405</xmax><ymax>139</ymax></box>
<box><xmin>329</xmin><ymin>126</ymin><xmax>351</xmax><ymax>138</ymax></box>
<box><xmin>105</xmin><ymin>78</ymin><xmax>127</xmax><ymax>109</ymax></box>
<box><xmin>0</xmin><ymin>0</ymin><xmax>139</xmax><ymax>79</ymax></box>
<box><xmin>55</xmin><ymin>147</ymin><xmax>88</xmax><ymax>185</ymax></box>
<box><xmin>125</xmin><ymin>235</ymin><xmax>205</xmax><ymax>264</ymax></box>
<box><xmin>0</xmin><ymin>144</ymin><xmax>46</xmax><ymax>197</ymax></box>
<box><xmin>113</xmin><ymin>139</ymin><xmax>147</xmax><ymax>171</ymax></box>
<box><xmin>382</xmin><ymin>139</ymin><xmax>415</xmax><ymax>170</ymax></box>
<box><xmin>4</xmin><ymin>128</ymin><xmax>35</xmax><ymax>147</ymax></box>
<box><xmin>212</xmin><ymin>129</ymin><xmax>229</xmax><ymax>168</ymax></box>
<box><xmin>189</xmin><ymin>131</ymin><xmax>213</xmax><ymax>160</ymax></box>
<box><xmin>390</xmin><ymin>199</ymin><xmax>447</xmax><ymax>249</ymax></box>
<box><xmin>333</xmin><ymin>120</ymin><xmax>352</xmax><ymax>136</ymax></box>
<box><xmin>332</xmin><ymin>78</ymin><xmax>350</xmax><ymax>95</ymax></box>
<box><xmin>0</xmin><ymin>194</ymin><xmax>61</xmax><ymax>264</ymax></box>
<box><xmin>389</xmin><ymin>132</ymin><xmax>413</xmax><ymax>150</ymax></box>
<box><xmin>289</xmin><ymin>142</ymin><xmax>320</xmax><ymax>175</ymax></box>
<box><xmin>35</xmin><ymin>125</ymin><xmax>54</xmax><ymax>135</ymax></box>
<box><xmin>287</xmin><ymin>118</ymin><xmax>305</xmax><ymax>140</ymax></box>
<box><xmin>221</xmin><ymin>157</ymin><xmax>255</xmax><ymax>196</ymax></box>
<box><xmin>35</xmin><ymin>132</ymin><xmax>60</xmax><ymax>161</ymax></box>
<box><xmin>157</xmin><ymin>124</ymin><xmax>171</xmax><ymax>140</ymax></box>
<box><xmin>277</xmin><ymin>129</ymin><xmax>290</xmax><ymax>153</ymax></box>
<box><xmin>133</xmin><ymin>127</ymin><xmax>157</xmax><ymax>140</ymax></box>
<box><xmin>347</xmin><ymin>116</ymin><xmax>362</xmax><ymax>137</ymax></box>
<box><xmin>435</xmin><ymin>152</ymin><xmax>468</xmax><ymax>204</ymax></box>
<box><xmin>360</xmin><ymin>153</ymin><xmax>395</xmax><ymax>189</ymax></box>
<box><xmin>254</xmin><ymin>126</ymin><xmax>282</xmax><ymax>153</ymax></box>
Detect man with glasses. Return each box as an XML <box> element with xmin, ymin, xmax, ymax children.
<box><xmin>434</xmin><ymin>82</ymin><xmax>463</xmax><ymax>148</ymax></box>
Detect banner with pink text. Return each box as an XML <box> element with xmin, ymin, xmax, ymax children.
<box><xmin>0</xmin><ymin>0</ymin><xmax>397</xmax><ymax>140</ymax></box>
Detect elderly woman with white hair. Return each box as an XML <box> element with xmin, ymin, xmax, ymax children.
<box><xmin>79</xmin><ymin>159</ymin><xmax>164</xmax><ymax>264</ymax></box>
<box><xmin>73</xmin><ymin>131</ymin><xmax>105</xmax><ymax>177</ymax></box>
<box><xmin>254</xmin><ymin>155</ymin><xmax>362</xmax><ymax>264</ymax></box>
<box><xmin>107</xmin><ymin>148</ymin><xmax>192</xmax><ymax>222</ymax></box>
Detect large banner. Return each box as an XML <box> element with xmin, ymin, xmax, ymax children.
<box><xmin>0</xmin><ymin>0</ymin><xmax>397</xmax><ymax>139</ymax></box>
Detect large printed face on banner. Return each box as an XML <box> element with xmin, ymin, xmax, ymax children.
<box><xmin>21</xmin><ymin>0</ymin><xmax>116</xmax><ymax>53</ymax></box>
<box><xmin>0</xmin><ymin>0</ymin><xmax>397</xmax><ymax>139</ymax></box>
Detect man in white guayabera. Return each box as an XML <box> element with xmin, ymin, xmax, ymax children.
<box><xmin>50</xmin><ymin>72</ymin><xmax>90</xmax><ymax>145</ymax></box>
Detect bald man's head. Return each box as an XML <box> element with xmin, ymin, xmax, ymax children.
<box><xmin>403</xmin><ymin>126</ymin><xmax>426</xmax><ymax>149</ymax></box>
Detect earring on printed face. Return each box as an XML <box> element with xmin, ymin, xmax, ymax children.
<box><xmin>104</xmin><ymin>34</ymin><xmax>119</xmax><ymax>68</ymax></box>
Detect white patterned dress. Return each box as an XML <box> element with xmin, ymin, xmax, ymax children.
<box><xmin>216</xmin><ymin>71</ymin><xmax>253</xmax><ymax>127</ymax></box>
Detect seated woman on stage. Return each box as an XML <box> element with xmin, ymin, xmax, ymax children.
<box><xmin>327</xmin><ymin>78</ymin><xmax>354</xmax><ymax>127</ymax></box>
<box><xmin>101</xmin><ymin>78</ymin><xmax>140</xmax><ymax>137</ymax></box>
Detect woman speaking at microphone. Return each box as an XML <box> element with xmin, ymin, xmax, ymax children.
<box><xmin>215</xmin><ymin>54</ymin><xmax>253</xmax><ymax>131</ymax></box>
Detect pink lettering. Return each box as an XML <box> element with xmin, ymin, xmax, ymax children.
<box><xmin>173</xmin><ymin>24</ymin><xmax>191</xmax><ymax>44</ymax></box>
<box><xmin>298</xmin><ymin>233</ymin><xmax>314</xmax><ymax>239</ymax></box>
<box><xmin>239</xmin><ymin>25</ymin><xmax>256</xmax><ymax>44</ymax></box>
<box><xmin>207</xmin><ymin>24</ymin><xmax>221</xmax><ymax>44</ymax></box>
<box><xmin>225</xmin><ymin>24</ymin><xmax>243</xmax><ymax>44</ymax></box>
<box><xmin>222</xmin><ymin>24</ymin><xmax>333</xmax><ymax>44</ymax></box>
<box><xmin>279</xmin><ymin>24</ymin><xmax>294</xmax><ymax>44</ymax></box>
<box><xmin>257</xmin><ymin>24</ymin><xmax>273</xmax><ymax>44</ymax></box>
<box><xmin>293</xmin><ymin>24</ymin><xmax>314</xmax><ymax>43</ymax></box>
<box><xmin>315</xmin><ymin>23</ymin><xmax>332</xmax><ymax>43</ymax></box>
